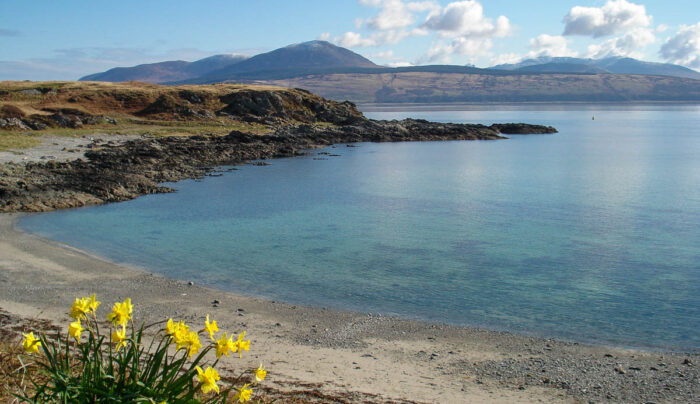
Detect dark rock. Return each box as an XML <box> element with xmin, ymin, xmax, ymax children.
<box><xmin>2</xmin><ymin>118</ymin><xmax>29</xmax><ymax>130</ymax></box>
<box><xmin>25</xmin><ymin>120</ymin><xmax>49</xmax><ymax>130</ymax></box>
<box><xmin>491</xmin><ymin>123</ymin><xmax>558</xmax><ymax>134</ymax></box>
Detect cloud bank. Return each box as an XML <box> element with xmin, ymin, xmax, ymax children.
<box><xmin>660</xmin><ymin>22</ymin><xmax>700</xmax><ymax>68</ymax></box>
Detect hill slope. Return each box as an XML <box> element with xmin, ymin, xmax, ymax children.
<box><xmin>79</xmin><ymin>54</ymin><xmax>248</xmax><ymax>84</ymax></box>
<box><xmin>242</xmin><ymin>71</ymin><xmax>700</xmax><ymax>103</ymax></box>
<box><xmin>194</xmin><ymin>40</ymin><xmax>379</xmax><ymax>82</ymax></box>
<box><xmin>491</xmin><ymin>56</ymin><xmax>700</xmax><ymax>80</ymax></box>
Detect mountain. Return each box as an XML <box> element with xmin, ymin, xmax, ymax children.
<box><xmin>79</xmin><ymin>54</ymin><xmax>248</xmax><ymax>83</ymax></box>
<box><xmin>79</xmin><ymin>41</ymin><xmax>700</xmax><ymax>102</ymax></box>
<box><xmin>243</xmin><ymin>71</ymin><xmax>700</xmax><ymax>103</ymax></box>
<box><xmin>516</xmin><ymin>63</ymin><xmax>609</xmax><ymax>74</ymax></box>
<box><xmin>490</xmin><ymin>56</ymin><xmax>700</xmax><ymax>80</ymax></box>
<box><xmin>187</xmin><ymin>40</ymin><xmax>379</xmax><ymax>83</ymax></box>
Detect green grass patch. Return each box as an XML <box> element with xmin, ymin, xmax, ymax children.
<box><xmin>0</xmin><ymin>131</ymin><xmax>42</xmax><ymax>151</ymax></box>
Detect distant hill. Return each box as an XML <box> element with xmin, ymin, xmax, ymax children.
<box><xmin>79</xmin><ymin>54</ymin><xmax>248</xmax><ymax>83</ymax></box>
<box><xmin>79</xmin><ymin>41</ymin><xmax>700</xmax><ymax>103</ymax></box>
<box><xmin>245</xmin><ymin>71</ymin><xmax>700</xmax><ymax>103</ymax></box>
<box><xmin>491</xmin><ymin>56</ymin><xmax>700</xmax><ymax>80</ymax></box>
<box><xmin>516</xmin><ymin>63</ymin><xmax>609</xmax><ymax>74</ymax></box>
<box><xmin>190</xmin><ymin>40</ymin><xmax>380</xmax><ymax>83</ymax></box>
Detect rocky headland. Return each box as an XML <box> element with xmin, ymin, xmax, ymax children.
<box><xmin>0</xmin><ymin>81</ymin><xmax>555</xmax><ymax>212</ymax></box>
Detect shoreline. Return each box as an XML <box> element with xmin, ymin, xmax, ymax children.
<box><xmin>14</xmin><ymin>208</ymin><xmax>694</xmax><ymax>356</ymax></box>
<box><xmin>2</xmin><ymin>213</ymin><xmax>698</xmax><ymax>403</ymax></box>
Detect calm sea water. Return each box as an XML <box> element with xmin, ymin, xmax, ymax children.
<box><xmin>18</xmin><ymin>104</ymin><xmax>700</xmax><ymax>351</ymax></box>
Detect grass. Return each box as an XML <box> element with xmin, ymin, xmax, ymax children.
<box><xmin>0</xmin><ymin>119</ymin><xmax>271</xmax><ymax>151</ymax></box>
<box><xmin>0</xmin><ymin>80</ymin><xmax>345</xmax><ymax>151</ymax></box>
<box><xmin>0</xmin><ymin>132</ymin><xmax>43</xmax><ymax>151</ymax></box>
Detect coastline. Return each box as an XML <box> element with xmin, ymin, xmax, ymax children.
<box><xmin>2</xmin><ymin>213</ymin><xmax>698</xmax><ymax>403</ymax></box>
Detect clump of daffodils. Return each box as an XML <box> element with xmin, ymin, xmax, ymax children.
<box><xmin>19</xmin><ymin>294</ymin><xmax>266</xmax><ymax>403</ymax></box>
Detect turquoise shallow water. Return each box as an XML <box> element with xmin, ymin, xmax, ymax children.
<box><xmin>18</xmin><ymin>104</ymin><xmax>700</xmax><ymax>351</ymax></box>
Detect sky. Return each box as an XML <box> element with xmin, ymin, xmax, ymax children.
<box><xmin>1</xmin><ymin>0</ymin><xmax>699</xmax><ymax>80</ymax></box>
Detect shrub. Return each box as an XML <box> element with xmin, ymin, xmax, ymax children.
<box><xmin>16</xmin><ymin>294</ymin><xmax>265</xmax><ymax>403</ymax></box>
<box><xmin>0</xmin><ymin>104</ymin><xmax>26</xmax><ymax>119</ymax></box>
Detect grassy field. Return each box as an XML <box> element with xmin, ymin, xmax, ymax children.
<box><xmin>0</xmin><ymin>81</ymin><xmax>335</xmax><ymax>151</ymax></box>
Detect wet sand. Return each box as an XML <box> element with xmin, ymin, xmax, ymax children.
<box><xmin>0</xmin><ymin>213</ymin><xmax>697</xmax><ymax>403</ymax></box>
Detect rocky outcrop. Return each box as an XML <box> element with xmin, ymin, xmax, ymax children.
<box><xmin>491</xmin><ymin>123</ymin><xmax>557</xmax><ymax>134</ymax></box>
<box><xmin>0</xmin><ymin>119</ymin><xmax>555</xmax><ymax>212</ymax></box>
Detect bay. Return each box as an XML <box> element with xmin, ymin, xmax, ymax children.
<box><xmin>18</xmin><ymin>103</ymin><xmax>700</xmax><ymax>350</ymax></box>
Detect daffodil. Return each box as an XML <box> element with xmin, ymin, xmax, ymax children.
<box><xmin>196</xmin><ymin>366</ymin><xmax>220</xmax><ymax>394</ymax></box>
<box><xmin>215</xmin><ymin>332</ymin><xmax>235</xmax><ymax>358</ymax></box>
<box><xmin>112</xmin><ymin>325</ymin><xmax>128</xmax><ymax>351</ymax></box>
<box><xmin>165</xmin><ymin>318</ymin><xmax>179</xmax><ymax>336</ymax></box>
<box><xmin>106</xmin><ymin>297</ymin><xmax>133</xmax><ymax>326</ymax></box>
<box><xmin>233</xmin><ymin>331</ymin><xmax>250</xmax><ymax>358</ymax></box>
<box><xmin>87</xmin><ymin>293</ymin><xmax>101</xmax><ymax>313</ymax></box>
<box><xmin>254</xmin><ymin>364</ymin><xmax>267</xmax><ymax>383</ymax></box>
<box><xmin>70</xmin><ymin>297</ymin><xmax>91</xmax><ymax>320</ymax></box>
<box><xmin>68</xmin><ymin>319</ymin><xmax>84</xmax><ymax>342</ymax></box>
<box><xmin>233</xmin><ymin>383</ymin><xmax>253</xmax><ymax>402</ymax></box>
<box><xmin>22</xmin><ymin>332</ymin><xmax>41</xmax><ymax>354</ymax></box>
<box><xmin>185</xmin><ymin>331</ymin><xmax>202</xmax><ymax>357</ymax></box>
<box><xmin>204</xmin><ymin>314</ymin><xmax>218</xmax><ymax>340</ymax></box>
<box><xmin>70</xmin><ymin>294</ymin><xmax>101</xmax><ymax>320</ymax></box>
<box><xmin>170</xmin><ymin>321</ymin><xmax>191</xmax><ymax>350</ymax></box>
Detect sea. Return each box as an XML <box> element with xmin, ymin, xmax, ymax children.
<box><xmin>17</xmin><ymin>103</ymin><xmax>700</xmax><ymax>351</ymax></box>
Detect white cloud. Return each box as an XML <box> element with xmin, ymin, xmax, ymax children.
<box><xmin>660</xmin><ymin>22</ymin><xmax>700</xmax><ymax>68</ymax></box>
<box><xmin>527</xmin><ymin>34</ymin><xmax>577</xmax><ymax>57</ymax></box>
<box><xmin>585</xmin><ymin>28</ymin><xmax>655</xmax><ymax>58</ymax></box>
<box><xmin>422</xmin><ymin>1</ymin><xmax>511</xmax><ymax>38</ymax></box>
<box><xmin>372</xmin><ymin>50</ymin><xmax>400</xmax><ymax>60</ymax></box>
<box><xmin>335</xmin><ymin>32</ymin><xmax>378</xmax><ymax>47</ymax></box>
<box><xmin>490</xmin><ymin>53</ymin><xmax>522</xmax><ymax>66</ymax></box>
<box><xmin>563</xmin><ymin>0</ymin><xmax>652</xmax><ymax>38</ymax></box>
<box><xmin>359</xmin><ymin>0</ymin><xmax>439</xmax><ymax>30</ymax></box>
<box><xmin>424</xmin><ymin>37</ymin><xmax>493</xmax><ymax>63</ymax></box>
<box><xmin>318</xmin><ymin>32</ymin><xmax>331</xmax><ymax>41</ymax></box>
<box><xmin>655</xmin><ymin>24</ymin><xmax>669</xmax><ymax>33</ymax></box>
<box><xmin>386</xmin><ymin>61</ymin><xmax>414</xmax><ymax>67</ymax></box>
<box><xmin>334</xmin><ymin>28</ymin><xmax>423</xmax><ymax>48</ymax></box>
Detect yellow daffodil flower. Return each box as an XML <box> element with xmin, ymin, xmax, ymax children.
<box><xmin>215</xmin><ymin>332</ymin><xmax>235</xmax><ymax>358</ymax></box>
<box><xmin>87</xmin><ymin>293</ymin><xmax>101</xmax><ymax>313</ymax></box>
<box><xmin>112</xmin><ymin>325</ymin><xmax>128</xmax><ymax>351</ymax></box>
<box><xmin>254</xmin><ymin>364</ymin><xmax>267</xmax><ymax>383</ymax></box>
<box><xmin>68</xmin><ymin>319</ymin><xmax>84</xmax><ymax>342</ymax></box>
<box><xmin>170</xmin><ymin>321</ymin><xmax>191</xmax><ymax>351</ymax></box>
<box><xmin>233</xmin><ymin>383</ymin><xmax>253</xmax><ymax>402</ymax></box>
<box><xmin>106</xmin><ymin>297</ymin><xmax>133</xmax><ymax>326</ymax></box>
<box><xmin>234</xmin><ymin>331</ymin><xmax>250</xmax><ymax>358</ymax></box>
<box><xmin>70</xmin><ymin>294</ymin><xmax>101</xmax><ymax>320</ymax></box>
<box><xmin>70</xmin><ymin>297</ymin><xmax>91</xmax><ymax>320</ymax></box>
<box><xmin>204</xmin><ymin>314</ymin><xmax>218</xmax><ymax>340</ymax></box>
<box><xmin>22</xmin><ymin>332</ymin><xmax>41</xmax><ymax>354</ymax></box>
<box><xmin>196</xmin><ymin>366</ymin><xmax>220</xmax><ymax>394</ymax></box>
<box><xmin>165</xmin><ymin>318</ymin><xmax>178</xmax><ymax>336</ymax></box>
<box><xmin>185</xmin><ymin>331</ymin><xmax>202</xmax><ymax>357</ymax></box>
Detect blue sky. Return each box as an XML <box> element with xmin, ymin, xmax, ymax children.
<box><xmin>1</xmin><ymin>0</ymin><xmax>699</xmax><ymax>80</ymax></box>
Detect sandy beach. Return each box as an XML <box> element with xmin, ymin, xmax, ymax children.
<box><xmin>1</xmin><ymin>213</ymin><xmax>697</xmax><ymax>403</ymax></box>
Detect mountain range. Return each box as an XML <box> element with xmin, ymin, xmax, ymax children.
<box><xmin>490</xmin><ymin>56</ymin><xmax>700</xmax><ymax>80</ymax></box>
<box><xmin>80</xmin><ymin>54</ymin><xmax>248</xmax><ymax>83</ymax></box>
<box><xmin>79</xmin><ymin>41</ymin><xmax>700</xmax><ymax>103</ymax></box>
